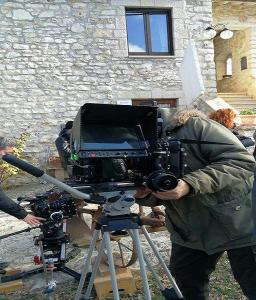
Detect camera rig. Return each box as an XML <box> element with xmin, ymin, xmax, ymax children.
<box><xmin>68</xmin><ymin>103</ymin><xmax>184</xmax><ymax>193</ymax></box>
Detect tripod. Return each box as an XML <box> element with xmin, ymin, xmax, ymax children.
<box><xmin>74</xmin><ymin>213</ymin><xmax>184</xmax><ymax>300</ymax></box>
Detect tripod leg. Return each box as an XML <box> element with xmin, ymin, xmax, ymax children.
<box><xmin>58</xmin><ymin>265</ymin><xmax>81</xmax><ymax>280</ymax></box>
<box><xmin>129</xmin><ymin>229</ymin><xmax>152</xmax><ymax>300</ymax></box>
<box><xmin>141</xmin><ymin>226</ymin><xmax>183</xmax><ymax>299</ymax></box>
<box><xmin>74</xmin><ymin>229</ymin><xmax>100</xmax><ymax>300</ymax></box>
<box><xmin>39</xmin><ymin>240</ymin><xmax>49</xmax><ymax>285</ymax></box>
<box><xmin>129</xmin><ymin>230</ymin><xmax>165</xmax><ymax>291</ymax></box>
<box><xmin>83</xmin><ymin>237</ymin><xmax>106</xmax><ymax>299</ymax></box>
<box><xmin>1</xmin><ymin>267</ymin><xmax>44</xmax><ymax>283</ymax></box>
<box><xmin>104</xmin><ymin>232</ymin><xmax>120</xmax><ymax>300</ymax></box>
<box><xmin>142</xmin><ymin>252</ymin><xmax>165</xmax><ymax>291</ymax></box>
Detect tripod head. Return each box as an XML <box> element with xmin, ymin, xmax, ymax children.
<box><xmin>103</xmin><ymin>191</ymin><xmax>135</xmax><ymax>216</ymax></box>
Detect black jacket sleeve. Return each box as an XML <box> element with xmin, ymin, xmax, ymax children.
<box><xmin>55</xmin><ymin>136</ymin><xmax>70</xmax><ymax>169</ymax></box>
<box><xmin>231</xmin><ymin>129</ymin><xmax>255</xmax><ymax>148</ymax></box>
<box><xmin>0</xmin><ymin>187</ymin><xmax>28</xmax><ymax>219</ymax></box>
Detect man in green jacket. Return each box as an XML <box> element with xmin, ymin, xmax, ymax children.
<box><xmin>136</xmin><ymin>110</ymin><xmax>256</xmax><ymax>300</ymax></box>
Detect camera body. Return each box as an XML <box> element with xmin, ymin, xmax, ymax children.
<box><xmin>18</xmin><ymin>191</ymin><xmax>76</xmax><ymax>257</ymax></box>
<box><xmin>68</xmin><ymin>103</ymin><xmax>184</xmax><ymax>192</ymax></box>
<box><xmin>21</xmin><ymin>192</ymin><xmax>76</xmax><ymax>220</ymax></box>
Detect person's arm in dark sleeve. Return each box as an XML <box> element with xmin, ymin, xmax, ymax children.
<box><xmin>55</xmin><ymin>136</ymin><xmax>70</xmax><ymax>169</ymax></box>
<box><xmin>134</xmin><ymin>187</ymin><xmax>165</xmax><ymax>207</ymax></box>
<box><xmin>231</xmin><ymin>128</ymin><xmax>255</xmax><ymax>148</ymax></box>
<box><xmin>55</xmin><ymin>136</ymin><xmax>70</xmax><ymax>156</ymax></box>
<box><xmin>0</xmin><ymin>188</ymin><xmax>28</xmax><ymax>219</ymax></box>
<box><xmin>136</xmin><ymin>194</ymin><xmax>164</xmax><ymax>207</ymax></box>
<box><xmin>182</xmin><ymin>118</ymin><xmax>255</xmax><ymax>195</ymax></box>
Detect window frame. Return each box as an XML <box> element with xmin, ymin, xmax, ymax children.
<box><xmin>132</xmin><ymin>98</ymin><xmax>177</xmax><ymax>108</ymax></box>
<box><xmin>241</xmin><ymin>56</ymin><xmax>248</xmax><ymax>71</ymax></box>
<box><xmin>125</xmin><ymin>8</ymin><xmax>174</xmax><ymax>56</ymax></box>
<box><xmin>225</xmin><ymin>55</ymin><xmax>233</xmax><ymax>76</ymax></box>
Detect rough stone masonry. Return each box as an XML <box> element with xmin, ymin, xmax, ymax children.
<box><xmin>0</xmin><ymin>0</ymin><xmax>216</xmax><ymax>163</ymax></box>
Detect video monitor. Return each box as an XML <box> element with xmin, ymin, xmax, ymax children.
<box><xmin>71</xmin><ymin>103</ymin><xmax>158</xmax><ymax>155</ymax></box>
<box><xmin>81</xmin><ymin>124</ymin><xmax>146</xmax><ymax>151</ymax></box>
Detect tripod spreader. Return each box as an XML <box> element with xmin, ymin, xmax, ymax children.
<box><xmin>95</xmin><ymin>213</ymin><xmax>142</xmax><ymax>232</ymax></box>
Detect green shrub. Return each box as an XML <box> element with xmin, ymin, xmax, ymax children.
<box><xmin>0</xmin><ymin>132</ymin><xmax>29</xmax><ymax>183</ymax></box>
<box><xmin>239</xmin><ymin>108</ymin><xmax>256</xmax><ymax>115</ymax></box>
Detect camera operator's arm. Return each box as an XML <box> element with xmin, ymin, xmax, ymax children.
<box><xmin>152</xmin><ymin>179</ymin><xmax>190</xmax><ymax>201</ymax></box>
<box><xmin>134</xmin><ymin>186</ymin><xmax>165</xmax><ymax>207</ymax></box>
<box><xmin>0</xmin><ymin>188</ymin><xmax>44</xmax><ymax>225</ymax></box>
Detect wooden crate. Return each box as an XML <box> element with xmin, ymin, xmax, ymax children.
<box><xmin>94</xmin><ymin>266</ymin><xmax>136</xmax><ymax>300</ymax></box>
<box><xmin>48</xmin><ymin>156</ymin><xmax>62</xmax><ymax>168</ymax></box>
<box><xmin>0</xmin><ymin>269</ymin><xmax>23</xmax><ymax>293</ymax></box>
<box><xmin>46</xmin><ymin>167</ymin><xmax>67</xmax><ymax>181</ymax></box>
<box><xmin>0</xmin><ymin>280</ymin><xmax>23</xmax><ymax>293</ymax></box>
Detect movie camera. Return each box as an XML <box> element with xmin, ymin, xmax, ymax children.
<box><xmin>18</xmin><ymin>190</ymin><xmax>76</xmax><ymax>246</ymax></box>
<box><xmin>68</xmin><ymin>103</ymin><xmax>184</xmax><ymax>193</ymax></box>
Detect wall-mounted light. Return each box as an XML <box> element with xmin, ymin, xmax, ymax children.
<box><xmin>201</xmin><ymin>24</ymin><xmax>233</xmax><ymax>40</ymax></box>
<box><xmin>218</xmin><ymin>28</ymin><xmax>234</xmax><ymax>40</ymax></box>
<box><xmin>204</xmin><ymin>27</ymin><xmax>217</xmax><ymax>39</ymax></box>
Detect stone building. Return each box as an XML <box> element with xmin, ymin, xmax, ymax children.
<box><xmin>0</xmin><ymin>0</ymin><xmax>217</xmax><ymax>162</ymax></box>
<box><xmin>213</xmin><ymin>0</ymin><xmax>256</xmax><ymax>101</ymax></box>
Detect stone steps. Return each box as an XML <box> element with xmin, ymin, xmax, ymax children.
<box><xmin>218</xmin><ymin>93</ymin><xmax>256</xmax><ymax>110</ymax></box>
<box><xmin>222</xmin><ymin>101</ymin><xmax>256</xmax><ymax>105</ymax></box>
<box><xmin>218</xmin><ymin>92</ymin><xmax>249</xmax><ymax>96</ymax></box>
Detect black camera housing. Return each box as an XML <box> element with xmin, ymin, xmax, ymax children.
<box><xmin>71</xmin><ymin>103</ymin><xmax>158</xmax><ymax>158</ymax></box>
<box><xmin>68</xmin><ymin>103</ymin><xmax>183</xmax><ymax>192</ymax></box>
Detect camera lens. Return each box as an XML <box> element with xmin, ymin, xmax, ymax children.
<box><xmin>146</xmin><ymin>171</ymin><xmax>178</xmax><ymax>192</ymax></box>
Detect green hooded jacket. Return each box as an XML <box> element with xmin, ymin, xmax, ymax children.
<box><xmin>137</xmin><ymin>112</ymin><xmax>256</xmax><ymax>254</ymax></box>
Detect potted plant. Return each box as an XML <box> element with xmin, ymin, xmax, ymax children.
<box><xmin>239</xmin><ymin>108</ymin><xmax>256</xmax><ymax>126</ymax></box>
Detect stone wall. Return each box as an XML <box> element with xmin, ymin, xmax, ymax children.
<box><xmin>213</xmin><ymin>1</ymin><xmax>256</xmax><ymax>98</ymax></box>
<box><xmin>0</xmin><ymin>0</ymin><xmax>216</xmax><ymax>165</ymax></box>
<box><xmin>214</xmin><ymin>29</ymin><xmax>256</xmax><ymax>96</ymax></box>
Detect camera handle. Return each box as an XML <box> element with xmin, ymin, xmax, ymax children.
<box><xmin>2</xmin><ymin>154</ymin><xmax>94</xmax><ymax>202</ymax></box>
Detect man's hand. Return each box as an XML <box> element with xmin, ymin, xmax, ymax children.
<box><xmin>152</xmin><ymin>179</ymin><xmax>190</xmax><ymax>201</ymax></box>
<box><xmin>22</xmin><ymin>214</ymin><xmax>45</xmax><ymax>226</ymax></box>
<box><xmin>0</xmin><ymin>146</ymin><xmax>13</xmax><ymax>158</ymax></box>
<box><xmin>134</xmin><ymin>186</ymin><xmax>152</xmax><ymax>199</ymax></box>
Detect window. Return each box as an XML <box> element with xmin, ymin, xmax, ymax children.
<box><xmin>241</xmin><ymin>56</ymin><xmax>247</xmax><ymax>70</ymax></box>
<box><xmin>225</xmin><ymin>56</ymin><xmax>233</xmax><ymax>76</ymax></box>
<box><xmin>132</xmin><ymin>98</ymin><xmax>177</xmax><ymax>108</ymax></box>
<box><xmin>126</xmin><ymin>9</ymin><xmax>174</xmax><ymax>56</ymax></box>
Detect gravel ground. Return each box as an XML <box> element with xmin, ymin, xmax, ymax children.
<box><xmin>0</xmin><ymin>183</ymin><xmax>247</xmax><ymax>300</ymax></box>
